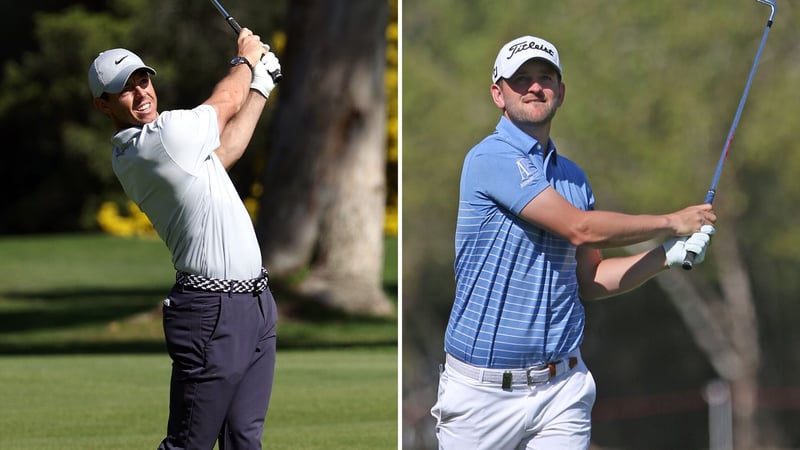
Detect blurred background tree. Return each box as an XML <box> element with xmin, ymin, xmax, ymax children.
<box><xmin>402</xmin><ymin>0</ymin><xmax>800</xmax><ymax>448</ymax></box>
<box><xmin>0</xmin><ymin>0</ymin><xmax>398</xmax><ymax>315</ymax></box>
<box><xmin>257</xmin><ymin>0</ymin><xmax>394</xmax><ymax>316</ymax></box>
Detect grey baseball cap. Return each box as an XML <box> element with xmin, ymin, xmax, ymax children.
<box><xmin>88</xmin><ymin>48</ymin><xmax>156</xmax><ymax>98</ymax></box>
<box><xmin>492</xmin><ymin>36</ymin><xmax>562</xmax><ymax>83</ymax></box>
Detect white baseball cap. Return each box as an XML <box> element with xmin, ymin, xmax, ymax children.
<box><xmin>88</xmin><ymin>48</ymin><xmax>156</xmax><ymax>98</ymax></box>
<box><xmin>492</xmin><ymin>36</ymin><xmax>562</xmax><ymax>83</ymax></box>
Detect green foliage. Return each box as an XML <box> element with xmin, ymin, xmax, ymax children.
<box><xmin>2</xmin><ymin>0</ymin><xmax>400</xmax><ymax>236</ymax></box>
<box><xmin>0</xmin><ymin>0</ymin><xmax>287</xmax><ymax>233</ymax></box>
<box><xmin>403</xmin><ymin>0</ymin><xmax>800</xmax><ymax>309</ymax></box>
<box><xmin>403</xmin><ymin>1</ymin><xmax>800</xmax><ymax>445</ymax></box>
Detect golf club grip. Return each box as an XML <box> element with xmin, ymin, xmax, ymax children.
<box><xmin>682</xmin><ymin>250</ymin><xmax>697</xmax><ymax>270</ymax></box>
<box><xmin>269</xmin><ymin>67</ymin><xmax>283</xmax><ymax>83</ymax></box>
<box><xmin>226</xmin><ymin>18</ymin><xmax>283</xmax><ymax>83</ymax></box>
<box><xmin>226</xmin><ymin>17</ymin><xmax>243</xmax><ymax>34</ymax></box>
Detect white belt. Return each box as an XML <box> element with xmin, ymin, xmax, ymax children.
<box><xmin>445</xmin><ymin>352</ymin><xmax>579</xmax><ymax>388</ymax></box>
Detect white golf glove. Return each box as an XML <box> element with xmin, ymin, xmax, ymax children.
<box><xmin>250</xmin><ymin>51</ymin><xmax>281</xmax><ymax>99</ymax></box>
<box><xmin>663</xmin><ymin>225</ymin><xmax>716</xmax><ymax>268</ymax></box>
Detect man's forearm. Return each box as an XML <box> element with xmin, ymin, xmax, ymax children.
<box><xmin>216</xmin><ymin>90</ymin><xmax>268</xmax><ymax>170</ymax></box>
<box><xmin>576</xmin><ymin>210</ymin><xmax>673</xmax><ymax>248</ymax></box>
<box><xmin>578</xmin><ymin>246</ymin><xmax>667</xmax><ymax>301</ymax></box>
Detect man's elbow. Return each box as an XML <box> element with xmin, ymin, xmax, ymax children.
<box><xmin>565</xmin><ymin>223</ymin><xmax>598</xmax><ymax>247</ymax></box>
<box><xmin>214</xmin><ymin>148</ymin><xmax>239</xmax><ymax>171</ymax></box>
<box><xmin>207</xmin><ymin>89</ymin><xmax>246</xmax><ymax>127</ymax></box>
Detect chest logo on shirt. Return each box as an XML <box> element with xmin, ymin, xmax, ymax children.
<box><xmin>516</xmin><ymin>159</ymin><xmax>535</xmax><ymax>188</ymax></box>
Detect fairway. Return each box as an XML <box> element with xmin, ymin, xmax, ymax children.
<box><xmin>0</xmin><ymin>234</ymin><xmax>398</xmax><ymax>449</ymax></box>
<box><xmin>0</xmin><ymin>348</ymin><xmax>397</xmax><ymax>449</ymax></box>
<box><xmin>0</xmin><ymin>234</ymin><xmax>397</xmax><ymax>353</ymax></box>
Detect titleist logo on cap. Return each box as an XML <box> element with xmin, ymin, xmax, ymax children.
<box><xmin>492</xmin><ymin>35</ymin><xmax>561</xmax><ymax>82</ymax></box>
<box><xmin>505</xmin><ymin>40</ymin><xmax>555</xmax><ymax>60</ymax></box>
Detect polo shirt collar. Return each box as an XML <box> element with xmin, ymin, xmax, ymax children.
<box><xmin>496</xmin><ymin>116</ymin><xmax>558</xmax><ymax>165</ymax></box>
<box><xmin>111</xmin><ymin>126</ymin><xmax>142</xmax><ymax>148</ymax></box>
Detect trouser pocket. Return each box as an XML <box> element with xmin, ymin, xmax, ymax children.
<box><xmin>162</xmin><ymin>286</ymin><xmax>224</xmax><ymax>378</ymax></box>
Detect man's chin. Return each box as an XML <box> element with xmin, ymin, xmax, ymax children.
<box><xmin>133</xmin><ymin>111</ymin><xmax>158</xmax><ymax>124</ymax></box>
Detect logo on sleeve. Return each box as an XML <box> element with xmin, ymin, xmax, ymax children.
<box><xmin>516</xmin><ymin>159</ymin><xmax>534</xmax><ymax>188</ymax></box>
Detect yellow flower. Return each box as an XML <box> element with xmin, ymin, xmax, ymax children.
<box><xmin>96</xmin><ymin>200</ymin><xmax>156</xmax><ymax>238</ymax></box>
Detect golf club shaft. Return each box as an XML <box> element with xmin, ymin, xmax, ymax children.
<box><xmin>683</xmin><ymin>0</ymin><xmax>775</xmax><ymax>270</ymax></box>
<box><xmin>209</xmin><ymin>0</ymin><xmax>283</xmax><ymax>83</ymax></box>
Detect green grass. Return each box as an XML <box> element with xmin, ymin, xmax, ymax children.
<box><xmin>0</xmin><ymin>233</ymin><xmax>398</xmax><ymax>449</ymax></box>
<box><xmin>0</xmin><ymin>234</ymin><xmax>398</xmax><ymax>352</ymax></box>
<box><xmin>0</xmin><ymin>349</ymin><xmax>396</xmax><ymax>449</ymax></box>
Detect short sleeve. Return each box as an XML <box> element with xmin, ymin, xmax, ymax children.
<box><xmin>462</xmin><ymin>146</ymin><xmax>550</xmax><ymax>216</ymax></box>
<box><xmin>157</xmin><ymin>105</ymin><xmax>221</xmax><ymax>174</ymax></box>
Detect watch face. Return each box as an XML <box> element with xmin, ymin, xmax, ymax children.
<box><xmin>230</xmin><ymin>56</ymin><xmax>250</xmax><ymax>67</ymax></box>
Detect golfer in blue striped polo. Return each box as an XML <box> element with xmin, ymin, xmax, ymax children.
<box><xmin>431</xmin><ymin>35</ymin><xmax>717</xmax><ymax>449</ymax></box>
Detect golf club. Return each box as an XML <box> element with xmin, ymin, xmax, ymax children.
<box><xmin>683</xmin><ymin>0</ymin><xmax>776</xmax><ymax>270</ymax></box>
<box><xmin>209</xmin><ymin>0</ymin><xmax>283</xmax><ymax>83</ymax></box>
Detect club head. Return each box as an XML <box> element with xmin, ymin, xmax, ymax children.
<box><xmin>755</xmin><ymin>0</ymin><xmax>777</xmax><ymax>22</ymax></box>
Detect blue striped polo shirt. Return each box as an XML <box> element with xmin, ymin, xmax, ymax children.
<box><xmin>445</xmin><ymin>116</ymin><xmax>595</xmax><ymax>369</ymax></box>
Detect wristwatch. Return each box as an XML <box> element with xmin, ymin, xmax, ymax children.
<box><xmin>229</xmin><ymin>56</ymin><xmax>252</xmax><ymax>69</ymax></box>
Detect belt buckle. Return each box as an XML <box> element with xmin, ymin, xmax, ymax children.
<box><xmin>525</xmin><ymin>365</ymin><xmax>548</xmax><ymax>385</ymax></box>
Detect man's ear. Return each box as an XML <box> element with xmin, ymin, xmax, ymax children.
<box><xmin>93</xmin><ymin>97</ymin><xmax>110</xmax><ymax>115</ymax></box>
<box><xmin>491</xmin><ymin>82</ymin><xmax>505</xmax><ymax>109</ymax></box>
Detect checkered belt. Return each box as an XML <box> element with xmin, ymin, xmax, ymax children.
<box><xmin>175</xmin><ymin>268</ymin><xmax>269</xmax><ymax>294</ymax></box>
<box><xmin>445</xmin><ymin>353</ymin><xmax>579</xmax><ymax>387</ymax></box>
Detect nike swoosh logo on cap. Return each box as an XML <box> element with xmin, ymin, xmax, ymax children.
<box><xmin>114</xmin><ymin>55</ymin><xmax>129</xmax><ymax>65</ymax></box>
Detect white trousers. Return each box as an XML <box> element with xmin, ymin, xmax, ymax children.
<box><xmin>431</xmin><ymin>354</ymin><xmax>596</xmax><ymax>450</ymax></box>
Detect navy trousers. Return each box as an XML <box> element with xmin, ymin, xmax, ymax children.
<box><xmin>158</xmin><ymin>284</ymin><xmax>278</xmax><ymax>450</ymax></box>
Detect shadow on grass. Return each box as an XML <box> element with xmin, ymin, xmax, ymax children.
<box><xmin>0</xmin><ymin>283</ymin><xmax>397</xmax><ymax>355</ymax></box>
<box><xmin>270</xmin><ymin>279</ymin><xmax>399</xmax><ymax>322</ymax></box>
<box><xmin>0</xmin><ymin>287</ymin><xmax>167</xmax><ymax>333</ymax></box>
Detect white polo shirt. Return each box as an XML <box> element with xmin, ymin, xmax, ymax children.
<box><xmin>110</xmin><ymin>104</ymin><xmax>262</xmax><ymax>280</ymax></box>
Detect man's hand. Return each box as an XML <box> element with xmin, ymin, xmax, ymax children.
<box><xmin>663</xmin><ymin>225</ymin><xmax>716</xmax><ymax>268</ymax></box>
<box><xmin>251</xmin><ymin>51</ymin><xmax>281</xmax><ymax>99</ymax></box>
<box><xmin>236</xmin><ymin>28</ymin><xmax>266</xmax><ymax>69</ymax></box>
<box><xmin>667</xmin><ymin>204</ymin><xmax>717</xmax><ymax>237</ymax></box>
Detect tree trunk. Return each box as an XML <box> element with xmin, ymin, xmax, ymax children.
<box><xmin>714</xmin><ymin>223</ymin><xmax>760</xmax><ymax>449</ymax></box>
<box><xmin>652</xmin><ymin>219</ymin><xmax>763</xmax><ymax>448</ymax></box>
<box><xmin>257</xmin><ymin>0</ymin><xmax>392</xmax><ymax>316</ymax></box>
